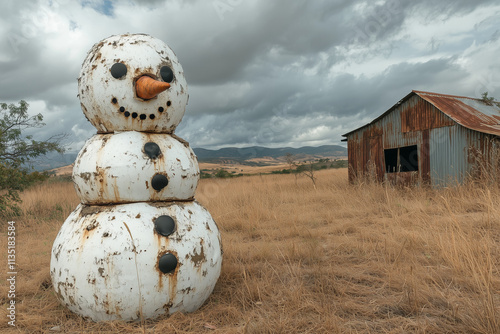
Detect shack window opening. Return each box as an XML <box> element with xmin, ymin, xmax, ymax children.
<box><xmin>384</xmin><ymin>148</ymin><xmax>398</xmax><ymax>173</ymax></box>
<box><xmin>400</xmin><ymin>145</ymin><xmax>418</xmax><ymax>172</ymax></box>
<box><xmin>384</xmin><ymin>145</ymin><xmax>418</xmax><ymax>173</ymax></box>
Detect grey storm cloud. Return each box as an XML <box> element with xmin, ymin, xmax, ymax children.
<box><xmin>0</xmin><ymin>0</ymin><xmax>499</xmax><ymax>152</ymax></box>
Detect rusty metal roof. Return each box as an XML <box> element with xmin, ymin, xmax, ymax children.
<box><xmin>343</xmin><ymin>90</ymin><xmax>500</xmax><ymax>137</ymax></box>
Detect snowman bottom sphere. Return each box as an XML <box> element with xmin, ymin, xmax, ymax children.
<box><xmin>50</xmin><ymin>201</ymin><xmax>222</xmax><ymax>321</ymax></box>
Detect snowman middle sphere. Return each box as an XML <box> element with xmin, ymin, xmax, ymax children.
<box><xmin>73</xmin><ymin>131</ymin><xmax>199</xmax><ymax>204</ymax></box>
<box><xmin>78</xmin><ymin>34</ymin><xmax>188</xmax><ymax>133</ymax></box>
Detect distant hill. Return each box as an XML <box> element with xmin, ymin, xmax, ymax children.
<box><xmin>193</xmin><ymin>145</ymin><xmax>347</xmax><ymax>163</ymax></box>
<box><xmin>35</xmin><ymin>145</ymin><xmax>347</xmax><ymax>171</ymax></box>
<box><xmin>29</xmin><ymin>152</ymin><xmax>78</xmax><ymax>172</ymax></box>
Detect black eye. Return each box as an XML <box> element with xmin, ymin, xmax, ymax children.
<box><xmin>110</xmin><ymin>63</ymin><xmax>127</xmax><ymax>79</ymax></box>
<box><xmin>160</xmin><ymin>66</ymin><xmax>174</xmax><ymax>83</ymax></box>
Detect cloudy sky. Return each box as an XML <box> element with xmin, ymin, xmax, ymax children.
<box><xmin>1</xmin><ymin>0</ymin><xmax>499</xmax><ymax>152</ymax></box>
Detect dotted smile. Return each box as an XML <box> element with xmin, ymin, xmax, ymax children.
<box><xmin>111</xmin><ymin>97</ymin><xmax>172</xmax><ymax>120</ymax></box>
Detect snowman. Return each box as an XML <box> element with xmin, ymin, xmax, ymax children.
<box><xmin>50</xmin><ymin>34</ymin><xmax>222</xmax><ymax>321</ymax></box>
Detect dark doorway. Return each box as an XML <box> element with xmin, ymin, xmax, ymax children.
<box><xmin>384</xmin><ymin>148</ymin><xmax>398</xmax><ymax>173</ymax></box>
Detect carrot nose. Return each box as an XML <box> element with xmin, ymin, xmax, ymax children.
<box><xmin>135</xmin><ymin>76</ymin><xmax>170</xmax><ymax>100</ymax></box>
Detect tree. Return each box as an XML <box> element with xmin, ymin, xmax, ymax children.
<box><xmin>481</xmin><ymin>92</ymin><xmax>495</xmax><ymax>106</ymax></box>
<box><xmin>297</xmin><ymin>161</ymin><xmax>317</xmax><ymax>189</ymax></box>
<box><xmin>285</xmin><ymin>152</ymin><xmax>299</xmax><ymax>184</ymax></box>
<box><xmin>481</xmin><ymin>92</ymin><xmax>500</xmax><ymax>107</ymax></box>
<box><xmin>214</xmin><ymin>169</ymin><xmax>233</xmax><ymax>178</ymax></box>
<box><xmin>285</xmin><ymin>153</ymin><xmax>294</xmax><ymax>171</ymax></box>
<box><xmin>0</xmin><ymin>100</ymin><xmax>64</xmax><ymax>216</ymax></box>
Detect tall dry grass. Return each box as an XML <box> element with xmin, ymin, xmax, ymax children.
<box><xmin>0</xmin><ymin>169</ymin><xmax>499</xmax><ymax>333</ymax></box>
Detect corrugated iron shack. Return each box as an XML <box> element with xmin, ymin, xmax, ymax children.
<box><xmin>342</xmin><ymin>90</ymin><xmax>500</xmax><ymax>186</ymax></box>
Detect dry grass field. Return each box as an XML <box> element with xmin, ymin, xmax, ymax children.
<box><xmin>199</xmin><ymin>161</ymin><xmax>291</xmax><ymax>175</ymax></box>
<box><xmin>1</xmin><ymin>168</ymin><xmax>500</xmax><ymax>333</ymax></box>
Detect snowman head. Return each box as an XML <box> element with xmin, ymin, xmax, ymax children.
<box><xmin>78</xmin><ymin>34</ymin><xmax>188</xmax><ymax>133</ymax></box>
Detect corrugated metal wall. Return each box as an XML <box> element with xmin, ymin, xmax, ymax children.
<box><xmin>347</xmin><ymin>95</ymin><xmax>497</xmax><ymax>186</ymax></box>
<box><xmin>429</xmin><ymin>126</ymin><xmax>468</xmax><ymax>186</ymax></box>
<box><xmin>430</xmin><ymin>126</ymin><xmax>498</xmax><ymax>186</ymax></box>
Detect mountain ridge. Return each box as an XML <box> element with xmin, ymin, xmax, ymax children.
<box><xmin>193</xmin><ymin>145</ymin><xmax>347</xmax><ymax>162</ymax></box>
<box><xmin>37</xmin><ymin>144</ymin><xmax>347</xmax><ymax>171</ymax></box>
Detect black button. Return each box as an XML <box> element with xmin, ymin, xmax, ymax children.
<box><xmin>158</xmin><ymin>253</ymin><xmax>177</xmax><ymax>274</ymax></box>
<box><xmin>154</xmin><ymin>216</ymin><xmax>176</xmax><ymax>237</ymax></box>
<box><xmin>144</xmin><ymin>142</ymin><xmax>161</xmax><ymax>159</ymax></box>
<box><xmin>152</xmin><ymin>174</ymin><xmax>168</xmax><ymax>191</ymax></box>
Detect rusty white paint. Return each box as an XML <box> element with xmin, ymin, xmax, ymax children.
<box><xmin>78</xmin><ymin>34</ymin><xmax>188</xmax><ymax>133</ymax></box>
<box><xmin>50</xmin><ymin>201</ymin><xmax>222</xmax><ymax>322</ymax></box>
<box><xmin>73</xmin><ymin>131</ymin><xmax>199</xmax><ymax>204</ymax></box>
